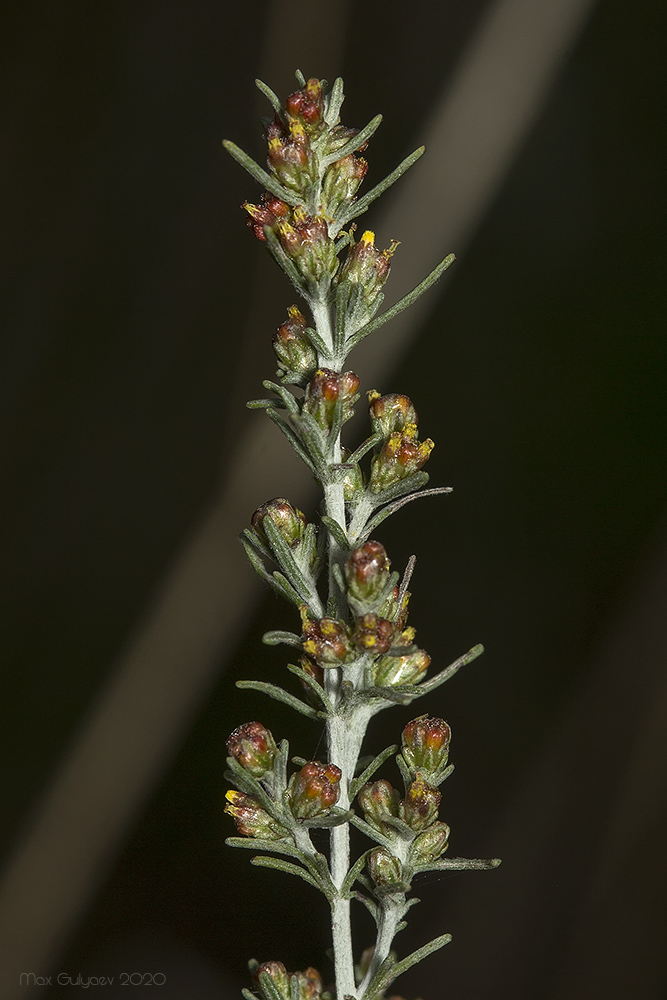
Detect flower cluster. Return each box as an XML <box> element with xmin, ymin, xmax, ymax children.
<box><xmin>223</xmin><ymin>72</ymin><xmax>497</xmax><ymax>1000</ymax></box>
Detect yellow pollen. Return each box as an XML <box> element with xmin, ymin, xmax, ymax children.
<box><xmin>287</xmin><ymin>304</ymin><xmax>301</xmax><ymax>318</ymax></box>
<box><xmin>360</xmin><ymin>230</ymin><xmax>375</xmax><ymax>246</ymax></box>
<box><xmin>225</xmin><ymin>789</ymin><xmax>241</xmax><ymax>803</ymax></box>
<box><xmin>303</xmin><ymin>640</ymin><xmax>317</xmax><ymax>657</ymax></box>
<box><xmin>293</xmin><ymin>206</ymin><xmax>308</xmax><ymax>224</ymax></box>
<box><xmin>367</xmin><ymin>389</ymin><xmax>381</xmax><ymax>402</ymax></box>
<box><xmin>268</xmin><ymin>137</ymin><xmax>283</xmax><ymax>152</ymax></box>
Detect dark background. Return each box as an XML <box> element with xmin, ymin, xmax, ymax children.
<box><xmin>1</xmin><ymin>1</ymin><xmax>666</xmax><ymax>998</ymax></box>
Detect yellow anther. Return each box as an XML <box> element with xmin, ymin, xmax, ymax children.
<box><xmin>367</xmin><ymin>389</ymin><xmax>381</xmax><ymax>402</ymax></box>
<box><xmin>360</xmin><ymin>230</ymin><xmax>375</xmax><ymax>246</ymax></box>
<box><xmin>225</xmin><ymin>789</ymin><xmax>241</xmax><ymax>803</ymax></box>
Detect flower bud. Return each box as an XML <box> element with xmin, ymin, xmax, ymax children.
<box><xmin>278</xmin><ymin>211</ymin><xmax>336</xmax><ymax>284</ymax></box>
<box><xmin>369</xmin><ymin>428</ymin><xmax>434</xmax><ymax>493</ymax></box>
<box><xmin>321</xmin><ymin>153</ymin><xmax>368</xmax><ymax>217</ymax></box>
<box><xmin>294</xmin><ymin>967</ymin><xmax>323</xmax><ymax>999</ymax></box>
<box><xmin>345</xmin><ymin>541</ymin><xmax>390</xmax><ymax>610</ymax></box>
<box><xmin>267</xmin><ymin>134</ymin><xmax>313</xmax><ymax>192</ymax></box>
<box><xmin>243</xmin><ymin>192</ymin><xmax>291</xmax><ymax>241</ymax></box>
<box><xmin>255</xmin><ymin>961</ymin><xmax>290</xmax><ymax>998</ymax></box>
<box><xmin>368</xmin><ymin>847</ymin><xmax>403</xmax><ymax>887</ymax></box>
<box><xmin>358</xmin><ymin>779</ymin><xmax>401</xmax><ymax>835</ymax></box>
<box><xmin>251</xmin><ymin>498</ymin><xmax>307</xmax><ymax>548</ymax></box>
<box><xmin>400</xmin><ymin>778</ymin><xmax>441</xmax><ymax>832</ymax></box>
<box><xmin>409</xmin><ymin>820</ymin><xmax>451</xmax><ymax>865</ymax></box>
<box><xmin>353</xmin><ymin>613</ymin><xmax>395</xmax><ymax>655</ymax></box>
<box><xmin>288</xmin><ymin>761</ymin><xmax>342</xmax><ymax>819</ymax></box>
<box><xmin>378</xmin><ymin>584</ymin><xmax>410</xmax><ymax>632</ymax></box>
<box><xmin>224</xmin><ymin>790</ymin><xmax>287</xmax><ymax>840</ymax></box>
<box><xmin>303</xmin><ymin>368</ymin><xmax>360</xmax><ymax>432</ymax></box>
<box><xmin>368</xmin><ymin>391</ymin><xmax>418</xmax><ymax>438</ymax></box>
<box><xmin>226</xmin><ymin>721</ymin><xmax>278</xmax><ymax>777</ymax></box>
<box><xmin>340</xmin><ymin>462</ymin><xmax>364</xmax><ymax>501</ymax></box>
<box><xmin>301</xmin><ymin>614</ymin><xmax>354</xmax><ymax>666</ymax></box>
<box><xmin>337</xmin><ymin>231</ymin><xmax>398</xmax><ymax>326</ymax></box>
<box><xmin>286</xmin><ymin>78</ymin><xmax>324</xmax><ymax>128</ymax></box>
<box><xmin>273</xmin><ymin>305</ymin><xmax>317</xmax><ymax>382</ymax></box>
<box><xmin>374</xmin><ymin>648</ymin><xmax>430</xmax><ymax>687</ymax></box>
<box><xmin>402</xmin><ymin>716</ymin><xmax>451</xmax><ymax>776</ymax></box>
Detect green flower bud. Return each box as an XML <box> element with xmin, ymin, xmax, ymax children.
<box><xmin>273</xmin><ymin>305</ymin><xmax>317</xmax><ymax>383</ymax></box>
<box><xmin>321</xmin><ymin>153</ymin><xmax>368</xmax><ymax>217</ymax></box>
<box><xmin>400</xmin><ymin>777</ymin><xmax>441</xmax><ymax>832</ymax></box>
<box><xmin>340</xmin><ymin>461</ymin><xmax>365</xmax><ymax>501</ymax></box>
<box><xmin>301</xmin><ymin>613</ymin><xmax>354</xmax><ymax>666</ymax></box>
<box><xmin>294</xmin><ymin>967</ymin><xmax>324</xmax><ymax>999</ymax></box>
<box><xmin>369</xmin><ymin>427</ymin><xmax>434</xmax><ymax>493</ymax></box>
<box><xmin>267</xmin><ymin>122</ymin><xmax>314</xmax><ymax>193</ymax></box>
<box><xmin>358</xmin><ymin>779</ymin><xmax>401</xmax><ymax>836</ymax></box>
<box><xmin>336</xmin><ymin>230</ymin><xmax>398</xmax><ymax>328</ymax></box>
<box><xmin>255</xmin><ymin>961</ymin><xmax>290</xmax><ymax>999</ymax></box>
<box><xmin>345</xmin><ymin>541</ymin><xmax>390</xmax><ymax>611</ymax></box>
<box><xmin>251</xmin><ymin>498</ymin><xmax>307</xmax><ymax>548</ymax></box>
<box><xmin>288</xmin><ymin>761</ymin><xmax>342</xmax><ymax>819</ymax></box>
<box><xmin>368</xmin><ymin>391</ymin><xmax>418</xmax><ymax>438</ymax></box>
<box><xmin>303</xmin><ymin>368</ymin><xmax>360</xmax><ymax>432</ymax></box>
<box><xmin>224</xmin><ymin>790</ymin><xmax>287</xmax><ymax>840</ymax></box>
<box><xmin>368</xmin><ymin>847</ymin><xmax>403</xmax><ymax>887</ymax></box>
<box><xmin>353</xmin><ymin>613</ymin><xmax>395</xmax><ymax>655</ymax></box>
<box><xmin>402</xmin><ymin>716</ymin><xmax>451</xmax><ymax>776</ymax></box>
<box><xmin>226</xmin><ymin>721</ymin><xmax>278</xmax><ymax>777</ymax></box>
<box><xmin>374</xmin><ymin>648</ymin><xmax>430</xmax><ymax>687</ymax></box>
<box><xmin>409</xmin><ymin>820</ymin><xmax>451</xmax><ymax>865</ymax></box>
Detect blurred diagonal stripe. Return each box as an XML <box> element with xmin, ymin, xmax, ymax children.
<box><xmin>0</xmin><ymin>0</ymin><xmax>598</xmax><ymax>993</ymax></box>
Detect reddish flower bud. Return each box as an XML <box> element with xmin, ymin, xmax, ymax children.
<box><xmin>243</xmin><ymin>192</ymin><xmax>291</xmax><ymax>241</ymax></box>
<box><xmin>301</xmin><ymin>614</ymin><xmax>354</xmax><ymax>666</ymax></box>
<box><xmin>378</xmin><ymin>583</ymin><xmax>410</xmax><ymax>631</ymax></box>
<box><xmin>273</xmin><ymin>305</ymin><xmax>317</xmax><ymax>382</ymax></box>
<box><xmin>374</xmin><ymin>647</ymin><xmax>430</xmax><ymax>687</ymax></box>
<box><xmin>353</xmin><ymin>613</ymin><xmax>395</xmax><ymax>655</ymax></box>
<box><xmin>368</xmin><ymin>391</ymin><xmax>418</xmax><ymax>438</ymax></box>
<box><xmin>288</xmin><ymin>761</ymin><xmax>342</xmax><ymax>819</ymax></box>
<box><xmin>402</xmin><ymin>716</ymin><xmax>452</xmax><ymax>776</ymax></box>
<box><xmin>224</xmin><ymin>790</ymin><xmax>287</xmax><ymax>840</ymax></box>
<box><xmin>345</xmin><ymin>541</ymin><xmax>390</xmax><ymax>610</ymax></box>
<box><xmin>226</xmin><ymin>721</ymin><xmax>278</xmax><ymax>777</ymax></box>
<box><xmin>358</xmin><ymin>779</ymin><xmax>401</xmax><ymax>836</ymax></box>
<box><xmin>278</xmin><ymin>211</ymin><xmax>337</xmax><ymax>284</ymax></box>
<box><xmin>251</xmin><ymin>498</ymin><xmax>307</xmax><ymax>548</ymax></box>
<box><xmin>286</xmin><ymin>78</ymin><xmax>324</xmax><ymax>128</ymax></box>
<box><xmin>409</xmin><ymin>820</ymin><xmax>451</xmax><ymax>865</ymax></box>
<box><xmin>400</xmin><ymin>777</ymin><xmax>441</xmax><ymax>832</ymax></box>
<box><xmin>368</xmin><ymin>847</ymin><xmax>403</xmax><ymax>887</ymax></box>
<box><xmin>303</xmin><ymin>368</ymin><xmax>360</xmax><ymax>431</ymax></box>
<box><xmin>267</xmin><ymin>133</ymin><xmax>312</xmax><ymax>192</ymax></box>
<box><xmin>369</xmin><ymin>428</ymin><xmax>434</xmax><ymax>493</ymax></box>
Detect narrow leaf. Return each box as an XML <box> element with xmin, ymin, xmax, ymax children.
<box><xmin>242</xmin><ymin>989</ymin><xmax>257</xmax><ymax>1000</ymax></box>
<box><xmin>294</xmin><ymin>69</ymin><xmax>306</xmax><ymax>86</ymax></box>
<box><xmin>236</xmin><ymin>680</ymin><xmax>318</xmax><ymax>719</ymax></box>
<box><xmin>263</xmin><ymin>515</ymin><xmax>322</xmax><ymax>614</ymax></box>
<box><xmin>341</xmin><ymin>849</ymin><xmax>374</xmax><ymax>896</ymax></box>
<box><xmin>287</xmin><ymin>662</ymin><xmax>334</xmax><ymax>714</ymax></box>
<box><xmin>258</xmin><ymin>971</ymin><xmax>288</xmax><ymax>1000</ymax></box>
<box><xmin>321</xmin><ymin>514</ymin><xmax>349</xmax><ymax>548</ymax></box>
<box><xmin>290</xmin><ymin>975</ymin><xmax>301</xmax><ymax>1000</ymax></box>
<box><xmin>262</xmin><ymin>380</ymin><xmax>300</xmax><ymax>414</ymax></box>
<box><xmin>347</xmin><ymin>432</ymin><xmax>382</xmax><ymax>466</ymax></box>
<box><xmin>322</xmin><ymin>114</ymin><xmax>383</xmax><ymax>167</ymax></box>
<box><xmin>415</xmin><ymin>856</ymin><xmax>502</xmax><ymax>873</ymax></box>
<box><xmin>225</xmin><ymin>837</ymin><xmax>300</xmax><ymax>858</ymax></box>
<box><xmin>251</xmin><ymin>855</ymin><xmax>322</xmax><ymax>892</ymax></box>
<box><xmin>325</xmin><ymin>77</ymin><xmax>345</xmax><ymax>126</ymax></box>
<box><xmin>265</xmin><ymin>407</ymin><xmax>317</xmax><ymax>473</ymax></box>
<box><xmin>222</xmin><ymin>140</ymin><xmax>301</xmax><ymax>207</ymax></box>
<box><xmin>349</xmin><ymin>813</ymin><xmax>394</xmax><ymax>851</ymax></box>
<box><xmin>262</xmin><ymin>629</ymin><xmax>302</xmax><ymax>647</ymax></box>
<box><xmin>346</xmin><ymin>253</ymin><xmax>456</xmax><ymax>351</ymax></box>
<box><xmin>263</xmin><ymin>225</ymin><xmax>309</xmax><ymax>297</ymax></box>
<box><xmin>255</xmin><ymin>77</ymin><xmax>283</xmax><ymax>116</ymax></box>
<box><xmin>270</xmin><ymin>570</ymin><xmax>303</xmax><ymax>607</ymax></box>
<box><xmin>413</xmin><ymin>644</ymin><xmax>484</xmax><ymax>696</ymax></box>
<box><xmin>353</xmin><ymin>891</ymin><xmax>378</xmax><ymax>922</ymax></box>
<box><xmin>367</xmin><ymin>471</ymin><xmax>430</xmax><ymax>510</ymax></box>
<box><xmin>338</xmin><ymin>146</ymin><xmax>425</xmax><ymax>226</ymax></box>
<box><xmin>302</xmin><ymin>809</ymin><xmax>354</xmax><ymax>829</ymax></box>
<box><xmin>363</xmin><ymin>487</ymin><xmax>452</xmax><ymax>536</ymax></box>
<box><xmin>349</xmin><ymin>744</ymin><xmax>398</xmax><ymax>801</ymax></box>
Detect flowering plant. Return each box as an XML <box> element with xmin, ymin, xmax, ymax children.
<box><xmin>223</xmin><ymin>71</ymin><xmax>499</xmax><ymax>1000</ymax></box>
